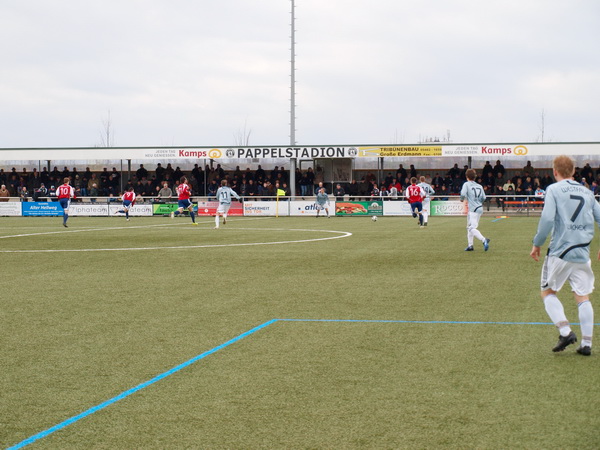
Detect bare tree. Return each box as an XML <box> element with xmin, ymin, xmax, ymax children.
<box><xmin>233</xmin><ymin>119</ymin><xmax>252</xmax><ymax>146</ymax></box>
<box><xmin>99</xmin><ymin>110</ymin><xmax>115</xmax><ymax>147</ymax></box>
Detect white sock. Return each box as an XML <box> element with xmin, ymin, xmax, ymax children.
<box><xmin>578</xmin><ymin>300</ymin><xmax>594</xmax><ymax>347</ymax></box>
<box><xmin>472</xmin><ymin>228</ymin><xmax>485</xmax><ymax>243</ymax></box>
<box><xmin>544</xmin><ymin>294</ymin><xmax>571</xmax><ymax>336</ymax></box>
<box><xmin>215</xmin><ymin>215</ymin><xmax>219</xmax><ymax>228</ymax></box>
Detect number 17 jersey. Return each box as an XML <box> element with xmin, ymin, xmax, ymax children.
<box><xmin>460</xmin><ymin>180</ymin><xmax>486</xmax><ymax>213</ymax></box>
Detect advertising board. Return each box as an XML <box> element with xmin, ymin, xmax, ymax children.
<box><xmin>382</xmin><ymin>201</ymin><xmax>414</xmax><ymax>216</ymax></box>
<box><xmin>22</xmin><ymin>202</ymin><xmax>63</xmax><ymax>216</ymax></box>
<box><xmin>196</xmin><ymin>201</ymin><xmax>243</xmax><ymax>216</ymax></box>
<box><xmin>243</xmin><ymin>201</ymin><xmax>286</xmax><ymax>216</ymax></box>
<box><xmin>335</xmin><ymin>201</ymin><xmax>383</xmax><ymax>216</ymax></box>
<box><xmin>430</xmin><ymin>201</ymin><xmax>467</xmax><ymax>216</ymax></box>
<box><xmin>0</xmin><ymin>202</ymin><xmax>22</xmax><ymax>216</ymax></box>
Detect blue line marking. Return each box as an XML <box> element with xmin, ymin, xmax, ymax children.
<box><xmin>8</xmin><ymin>319</ymin><xmax>279</xmax><ymax>450</ymax></box>
<box><xmin>9</xmin><ymin>317</ymin><xmax>598</xmax><ymax>448</ymax></box>
<box><xmin>279</xmin><ymin>318</ymin><xmax>599</xmax><ymax>326</ymax></box>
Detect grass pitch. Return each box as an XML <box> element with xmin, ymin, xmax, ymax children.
<box><xmin>1</xmin><ymin>215</ymin><xmax>599</xmax><ymax>449</ymax></box>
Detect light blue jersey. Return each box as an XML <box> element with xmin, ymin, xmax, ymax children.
<box><xmin>417</xmin><ymin>182</ymin><xmax>435</xmax><ymax>198</ymax></box>
<box><xmin>533</xmin><ymin>179</ymin><xmax>600</xmax><ymax>263</ymax></box>
<box><xmin>460</xmin><ymin>180</ymin><xmax>486</xmax><ymax>213</ymax></box>
<box><xmin>316</xmin><ymin>191</ymin><xmax>329</xmax><ymax>206</ymax></box>
<box><xmin>216</xmin><ymin>186</ymin><xmax>240</xmax><ymax>205</ymax></box>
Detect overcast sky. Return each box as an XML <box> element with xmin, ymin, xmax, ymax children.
<box><xmin>1</xmin><ymin>0</ymin><xmax>599</xmax><ymax>149</ymax></box>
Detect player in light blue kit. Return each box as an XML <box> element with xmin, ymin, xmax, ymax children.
<box><xmin>531</xmin><ymin>155</ymin><xmax>600</xmax><ymax>356</ymax></box>
<box><xmin>315</xmin><ymin>187</ymin><xmax>331</xmax><ymax>218</ymax></box>
<box><xmin>214</xmin><ymin>179</ymin><xmax>241</xmax><ymax>229</ymax></box>
<box><xmin>418</xmin><ymin>176</ymin><xmax>435</xmax><ymax>226</ymax></box>
<box><xmin>460</xmin><ymin>169</ymin><xmax>490</xmax><ymax>251</ymax></box>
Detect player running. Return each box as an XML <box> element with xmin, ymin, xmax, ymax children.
<box><xmin>56</xmin><ymin>177</ymin><xmax>75</xmax><ymax>228</ymax></box>
<box><xmin>116</xmin><ymin>187</ymin><xmax>136</xmax><ymax>221</ymax></box>
<box><xmin>530</xmin><ymin>155</ymin><xmax>600</xmax><ymax>356</ymax></box>
<box><xmin>417</xmin><ymin>176</ymin><xmax>435</xmax><ymax>226</ymax></box>
<box><xmin>315</xmin><ymin>187</ymin><xmax>331</xmax><ymax>218</ymax></box>
<box><xmin>406</xmin><ymin>177</ymin><xmax>425</xmax><ymax>228</ymax></box>
<box><xmin>214</xmin><ymin>179</ymin><xmax>241</xmax><ymax>229</ymax></box>
<box><xmin>170</xmin><ymin>176</ymin><xmax>197</xmax><ymax>225</ymax></box>
<box><xmin>460</xmin><ymin>169</ymin><xmax>490</xmax><ymax>251</ymax></box>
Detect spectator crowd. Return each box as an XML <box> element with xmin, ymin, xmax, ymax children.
<box><xmin>1</xmin><ymin>160</ymin><xmax>599</xmax><ymax>203</ymax></box>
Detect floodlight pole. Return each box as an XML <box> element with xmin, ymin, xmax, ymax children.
<box><xmin>289</xmin><ymin>0</ymin><xmax>297</xmax><ymax>198</ymax></box>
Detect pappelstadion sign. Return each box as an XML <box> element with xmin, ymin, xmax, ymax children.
<box><xmin>1</xmin><ymin>142</ymin><xmax>599</xmax><ymax>161</ymax></box>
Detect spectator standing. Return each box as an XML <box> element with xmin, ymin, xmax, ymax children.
<box><xmin>523</xmin><ymin>161</ymin><xmax>535</xmax><ymax>176</ymax></box>
<box><xmin>334</xmin><ymin>183</ymin><xmax>345</xmax><ymax>201</ymax></box>
<box><xmin>396</xmin><ymin>164</ymin><xmax>408</xmax><ymax>185</ymax></box>
<box><xmin>155</xmin><ymin>163</ymin><xmax>166</xmax><ymax>182</ymax></box>
<box><xmin>492</xmin><ymin>160</ymin><xmax>505</xmax><ymax>178</ymax></box>
<box><xmin>347</xmin><ymin>179</ymin><xmax>359</xmax><ymax>201</ymax></box>
<box><xmin>482</xmin><ymin>161</ymin><xmax>494</xmax><ymax>178</ymax></box>
<box><xmin>0</xmin><ymin>184</ymin><xmax>10</xmax><ymax>201</ymax></box>
<box><xmin>136</xmin><ymin>164</ymin><xmax>148</xmax><ymax>180</ymax></box>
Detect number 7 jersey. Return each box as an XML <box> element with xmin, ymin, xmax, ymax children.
<box><xmin>533</xmin><ymin>179</ymin><xmax>600</xmax><ymax>262</ymax></box>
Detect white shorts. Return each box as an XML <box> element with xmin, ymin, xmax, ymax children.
<box><xmin>541</xmin><ymin>255</ymin><xmax>595</xmax><ymax>296</ymax></box>
<box><xmin>217</xmin><ymin>203</ymin><xmax>231</xmax><ymax>214</ymax></box>
<box><xmin>467</xmin><ymin>211</ymin><xmax>482</xmax><ymax>230</ymax></box>
<box><xmin>315</xmin><ymin>203</ymin><xmax>328</xmax><ymax>211</ymax></box>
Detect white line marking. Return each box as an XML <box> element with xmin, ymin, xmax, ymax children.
<box><xmin>0</xmin><ymin>225</ymin><xmax>352</xmax><ymax>253</ymax></box>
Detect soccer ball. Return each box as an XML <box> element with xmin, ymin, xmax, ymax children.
<box><xmin>371</xmin><ymin>215</ymin><xmax>378</xmax><ymax>222</ymax></box>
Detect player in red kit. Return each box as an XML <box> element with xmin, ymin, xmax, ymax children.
<box><xmin>406</xmin><ymin>177</ymin><xmax>425</xmax><ymax>228</ymax></box>
<box><xmin>57</xmin><ymin>177</ymin><xmax>75</xmax><ymax>227</ymax></box>
<box><xmin>170</xmin><ymin>176</ymin><xmax>197</xmax><ymax>225</ymax></box>
<box><xmin>116</xmin><ymin>187</ymin><xmax>136</xmax><ymax>221</ymax></box>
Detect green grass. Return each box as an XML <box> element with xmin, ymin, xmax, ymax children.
<box><xmin>1</xmin><ymin>215</ymin><xmax>599</xmax><ymax>449</ymax></box>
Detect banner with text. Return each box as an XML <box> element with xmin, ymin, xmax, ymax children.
<box><xmin>430</xmin><ymin>201</ymin><xmax>467</xmax><ymax>216</ymax></box>
<box><xmin>197</xmin><ymin>201</ymin><xmax>244</xmax><ymax>216</ymax></box>
<box><xmin>243</xmin><ymin>201</ymin><xmax>287</xmax><ymax>216</ymax></box>
<box><xmin>289</xmin><ymin>200</ymin><xmax>336</xmax><ymax>216</ymax></box>
<box><xmin>0</xmin><ymin>202</ymin><xmax>22</xmax><ymax>216</ymax></box>
<box><xmin>382</xmin><ymin>201</ymin><xmax>414</xmax><ymax>216</ymax></box>
<box><xmin>22</xmin><ymin>202</ymin><xmax>63</xmax><ymax>216</ymax></box>
<box><xmin>108</xmin><ymin>204</ymin><xmax>153</xmax><ymax>217</ymax></box>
